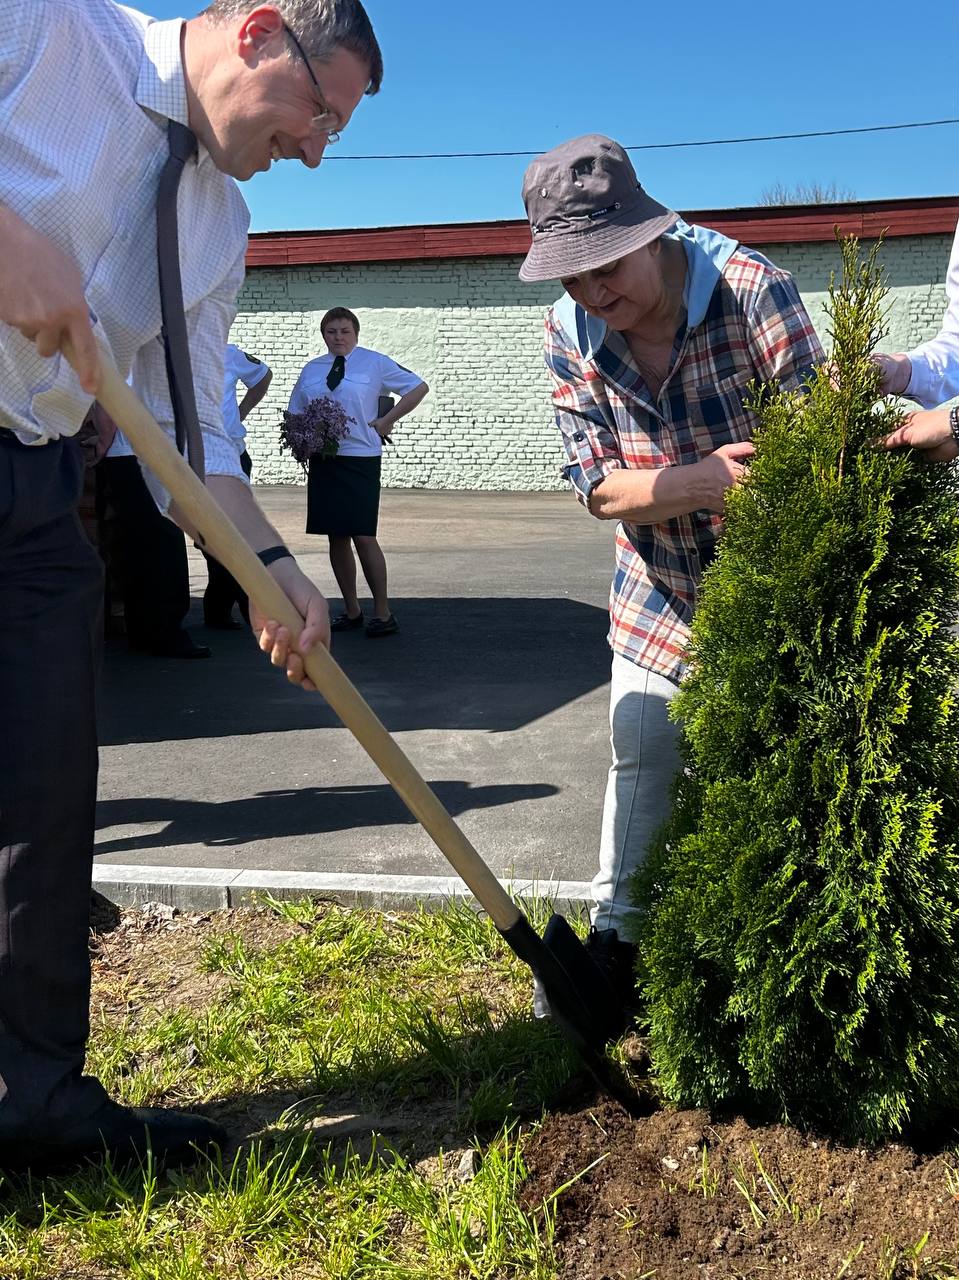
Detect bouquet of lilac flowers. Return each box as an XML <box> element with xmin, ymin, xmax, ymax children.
<box><xmin>280</xmin><ymin>396</ymin><xmax>355</xmax><ymax>468</ymax></box>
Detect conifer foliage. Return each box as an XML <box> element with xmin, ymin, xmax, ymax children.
<box><xmin>634</xmin><ymin>239</ymin><xmax>959</xmax><ymax>1140</ymax></box>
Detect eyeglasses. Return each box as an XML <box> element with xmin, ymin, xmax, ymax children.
<box><xmin>282</xmin><ymin>22</ymin><xmax>342</xmax><ymax>143</ymax></box>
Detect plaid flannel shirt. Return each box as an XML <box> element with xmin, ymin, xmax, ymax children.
<box><xmin>546</xmin><ymin>222</ymin><xmax>824</xmax><ymax>684</ymax></box>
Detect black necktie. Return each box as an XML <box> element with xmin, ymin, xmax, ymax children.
<box><xmin>156</xmin><ymin>120</ymin><xmax>205</xmax><ymax>481</ymax></box>
<box><xmin>327</xmin><ymin>355</ymin><xmax>346</xmax><ymax>390</ymax></box>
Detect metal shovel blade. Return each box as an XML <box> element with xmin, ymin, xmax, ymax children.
<box><xmin>498</xmin><ymin>911</ymin><xmax>645</xmax><ymax>1116</ymax></box>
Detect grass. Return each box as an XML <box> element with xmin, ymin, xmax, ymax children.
<box><xmin>10</xmin><ymin>897</ymin><xmax>949</xmax><ymax>1278</ymax></box>
<box><xmin>0</xmin><ymin>896</ymin><xmax>587</xmax><ymax>1279</ymax></box>
<box><xmin>89</xmin><ymin>895</ymin><xmax>577</xmax><ymax>1117</ymax></box>
<box><xmin>730</xmin><ymin>1143</ymin><xmax>823</xmax><ymax>1228</ymax></box>
<box><xmin>875</xmin><ymin>1233</ymin><xmax>959</xmax><ymax>1279</ymax></box>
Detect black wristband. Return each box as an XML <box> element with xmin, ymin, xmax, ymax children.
<box><xmin>257</xmin><ymin>544</ymin><xmax>294</xmax><ymax>568</ymax></box>
<box><xmin>950</xmin><ymin>405</ymin><xmax>959</xmax><ymax>448</ymax></box>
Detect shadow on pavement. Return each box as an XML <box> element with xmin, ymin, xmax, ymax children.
<box><xmin>98</xmin><ymin>595</ymin><xmax>610</xmax><ymax>745</ymax></box>
<box><xmin>94</xmin><ymin>779</ymin><xmax>559</xmax><ymax>853</ymax></box>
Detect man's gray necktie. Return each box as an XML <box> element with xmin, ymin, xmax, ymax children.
<box><xmin>156</xmin><ymin>119</ymin><xmax>205</xmax><ymax>481</ymax></box>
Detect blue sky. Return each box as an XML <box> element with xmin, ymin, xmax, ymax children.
<box><xmin>153</xmin><ymin>0</ymin><xmax>959</xmax><ymax>231</ymax></box>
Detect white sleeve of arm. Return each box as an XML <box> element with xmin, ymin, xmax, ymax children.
<box><xmin>378</xmin><ymin>354</ymin><xmax>425</xmax><ymax>396</ymax></box>
<box><xmin>906</xmin><ymin>218</ymin><xmax>959</xmax><ymax>408</ymax></box>
<box><xmin>240</xmin><ymin>354</ymin><xmax>270</xmax><ymax>390</ymax></box>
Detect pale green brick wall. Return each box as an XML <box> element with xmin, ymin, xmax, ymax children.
<box><xmin>229</xmin><ymin>232</ymin><xmax>954</xmax><ymax>490</ymax></box>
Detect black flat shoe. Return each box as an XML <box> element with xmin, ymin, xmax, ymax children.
<box><xmin>330</xmin><ymin>611</ymin><xmax>364</xmax><ymax>632</ymax></box>
<box><xmin>365</xmin><ymin>614</ymin><xmax>398</xmax><ymax>637</ymax></box>
<box><xmin>0</xmin><ymin>1101</ymin><xmax>227</xmax><ymax>1174</ymax></box>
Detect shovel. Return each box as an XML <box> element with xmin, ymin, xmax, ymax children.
<box><xmin>73</xmin><ymin>344</ymin><xmax>643</xmax><ymax>1117</ymax></box>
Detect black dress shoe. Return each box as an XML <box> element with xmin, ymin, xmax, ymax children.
<box><xmin>0</xmin><ymin>1101</ymin><xmax>227</xmax><ymax>1174</ymax></box>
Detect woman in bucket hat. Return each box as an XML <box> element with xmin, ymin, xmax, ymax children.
<box><xmin>520</xmin><ymin>135</ymin><xmax>824</xmax><ymax>1018</ymax></box>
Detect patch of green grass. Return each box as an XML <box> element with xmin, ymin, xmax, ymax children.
<box><xmin>730</xmin><ymin>1144</ymin><xmax>821</xmax><ymax>1229</ymax></box>
<box><xmin>88</xmin><ymin>898</ymin><xmax>574</xmax><ymax>1119</ymax></box>
<box><xmin>941</xmin><ymin>1151</ymin><xmax>959</xmax><ymax>1200</ymax></box>
<box><xmin>876</xmin><ymin>1232</ymin><xmax>959</xmax><ymax>1279</ymax></box>
<box><xmin>4</xmin><ymin>897</ymin><xmax>587</xmax><ymax>1278</ymax></box>
<box><xmin>0</xmin><ymin>1130</ymin><xmax>566</xmax><ymax>1279</ymax></box>
<box><xmin>688</xmin><ymin>1143</ymin><xmax>719</xmax><ymax>1199</ymax></box>
<box><xmin>387</xmin><ymin>1128</ymin><xmax>560</xmax><ymax>1279</ymax></box>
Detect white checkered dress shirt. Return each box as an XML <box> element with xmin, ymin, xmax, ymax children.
<box><xmin>0</xmin><ymin>0</ymin><xmax>250</xmax><ymax>482</ymax></box>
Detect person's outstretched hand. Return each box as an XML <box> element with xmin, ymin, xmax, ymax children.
<box><xmin>876</xmin><ymin>407</ymin><xmax>959</xmax><ymax>463</ymax></box>
<box><xmin>872</xmin><ymin>352</ymin><xmax>912</xmax><ymax>398</ymax></box>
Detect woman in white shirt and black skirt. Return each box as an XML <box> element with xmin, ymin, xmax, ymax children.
<box><xmin>288</xmin><ymin>307</ymin><xmax>429</xmax><ymax>636</ymax></box>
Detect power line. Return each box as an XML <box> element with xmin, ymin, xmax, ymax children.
<box><xmin>325</xmin><ymin>117</ymin><xmax>959</xmax><ymax>162</ymax></box>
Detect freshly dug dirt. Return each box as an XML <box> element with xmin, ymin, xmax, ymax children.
<box><xmin>521</xmin><ymin>1096</ymin><xmax>959</xmax><ymax>1278</ymax></box>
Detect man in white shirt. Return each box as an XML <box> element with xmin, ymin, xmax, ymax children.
<box><xmin>875</xmin><ymin>218</ymin><xmax>959</xmax><ymax>409</ymax></box>
<box><xmin>204</xmin><ymin>345</ymin><xmax>273</xmax><ymax>628</ymax></box>
<box><xmin>874</xmin><ymin>217</ymin><xmax>959</xmax><ymax>463</ymax></box>
<box><xmin>0</xmin><ymin>0</ymin><xmax>381</xmax><ymax>1171</ymax></box>
<box><xmin>288</xmin><ymin>307</ymin><xmax>429</xmax><ymax>637</ymax></box>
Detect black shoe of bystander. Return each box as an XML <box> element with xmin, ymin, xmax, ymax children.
<box><xmin>135</xmin><ymin>631</ymin><xmax>212</xmax><ymax>659</ymax></box>
<box><xmin>365</xmin><ymin>614</ymin><xmax>398</xmax><ymax>638</ymax></box>
<box><xmin>203</xmin><ymin>612</ymin><xmax>243</xmax><ymax>631</ymax></box>
<box><xmin>330</xmin><ymin>611</ymin><xmax>364</xmax><ymax>632</ymax></box>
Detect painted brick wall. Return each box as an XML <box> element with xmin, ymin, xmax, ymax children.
<box><xmin>230</xmin><ymin>232</ymin><xmax>954</xmax><ymax>490</ymax></box>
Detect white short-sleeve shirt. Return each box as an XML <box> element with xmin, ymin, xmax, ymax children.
<box><xmin>222</xmin><ymin>344</ymin><xmax>270</xmax><ymax>444</ymax></box>
<box><xmin>288</xmin><ymin>346</ymin><xmax>424</xmax><ymax>458</ymax></box>
<box><xmin>107</xmin><ymin>345</ymin><xmax>268</xmax><ymax>458</ymax></box>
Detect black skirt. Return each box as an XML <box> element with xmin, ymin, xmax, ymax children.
<box><xmin>306</xmin><ymin>453</ymin><xmax>382</xmax><ymax>537</ymax></box>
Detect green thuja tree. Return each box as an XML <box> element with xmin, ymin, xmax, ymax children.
<box><xmin>633</xmin><ymin>237</ymin><xmax>959</xmax><ymax>1141</ymax></box>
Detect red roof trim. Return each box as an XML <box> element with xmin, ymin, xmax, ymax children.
<box><xmin>245</xmin><ymin>196</ymin><xmax>959</xmax><ymax>268</ymax></box>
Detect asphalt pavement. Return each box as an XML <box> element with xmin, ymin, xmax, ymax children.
<box><xmin>94</xmin><ymin>488</ymin><xmax>619</xmax><ymax>910</ymax></box>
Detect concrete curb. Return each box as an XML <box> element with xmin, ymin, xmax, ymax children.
<box><xmin>92</xmin><ymin>863</ymin><xmax>594</xmax><ymax>914</ymax></box>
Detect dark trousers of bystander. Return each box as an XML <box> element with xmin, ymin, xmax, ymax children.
<box><xmin>98</xmin><ymin>455</ymin><xmax>191</xmax><ymax>650</ymax></box>
<box><xmin>0</xmin><ymin>431</ymin><xmax>110</xmax><ymax>1135</ymax></box>
<box><xmin>201</xmin><ymin>448</ymin><xmax>253</xmax><ymax>627</ymax></box>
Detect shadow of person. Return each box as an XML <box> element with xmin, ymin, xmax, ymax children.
<box><xmin>207</xmin><ymin>1008</ymin><xmax>580</xmax><ymax>1151</ymax></box>
<box><xmin>98</xmin><ymin>596</ymin><xmax>611</xmax><ymax>745</ymax></box>
<box><xmin>89</xmin><ymin>891</ymin><xmax>122</xmax><ymax>934</ymax></box>
<box><xmin>94</xmin><ymin>779</ymin><xmax>559</xmax><ymax>854</ymax></box>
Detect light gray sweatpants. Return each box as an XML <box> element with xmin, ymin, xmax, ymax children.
<box><xmin>591</xmin><ymin>654</ymin><xmax>682</xmax><ymax>935</ymax></box>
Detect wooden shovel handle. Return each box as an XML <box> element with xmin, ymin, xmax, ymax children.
<box><xmin>75</xmin><ymin>342</ymin><xmax>521</xmax><ymax>932</ymax></box>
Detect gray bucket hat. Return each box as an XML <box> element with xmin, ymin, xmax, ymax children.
<box><xmin>519</xmin><ymin>134</ymin><xmax>677</xmax><ymax>283</ymax></box>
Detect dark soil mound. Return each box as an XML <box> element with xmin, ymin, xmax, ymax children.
<box><xmin>522</xmin><ymin>1098</ymin><xmax>959</xmax><ymax>1278</ymax></box>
